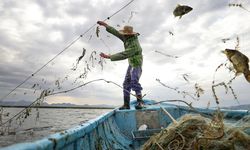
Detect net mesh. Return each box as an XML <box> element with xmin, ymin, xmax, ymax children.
<box><xmin>142</xmin><ymin>113</ymin><xmax>250</xmax><ymax>150</ymax></box>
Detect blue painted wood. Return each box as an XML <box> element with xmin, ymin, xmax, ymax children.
<box><xmin>1</xmin><ymin>100</ymin><xmax>249</xmax><ymax>150</ymax></box>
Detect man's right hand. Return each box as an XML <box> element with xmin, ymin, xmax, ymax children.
<box><xmin>100</xmin><ymin>52</ymin><xmax>110</xmax><ymax>59</ymax></box>
<box><xmin>97</xmin><ymin>21</ymin><xmax>108</xmax><ymax>27</ymax></box>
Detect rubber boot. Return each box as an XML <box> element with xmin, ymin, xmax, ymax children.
<box><xmin>119</xmin><ymin>96</ymin><xmax>130</xmax><ymax>110</ymax></box>
<box><xmin>135</xmin><ymin>95</ymin><xmax>144</xmax><ymax>109</ymax></box>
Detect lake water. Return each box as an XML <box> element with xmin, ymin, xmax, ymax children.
<box><xmin>0</xmin><ymin>108</ymin><xmax>110</xmax><ymax>148</ymax></box>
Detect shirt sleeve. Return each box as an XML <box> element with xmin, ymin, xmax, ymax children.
<box><xmin>106</xmin><ymin>26</ymin><xmax>124</xmax><ymax>41</ymax></box>
<box><xmin>110</xmin><ymin>47</ymin><xmax>139</xmax><ymax>61</ymax></box>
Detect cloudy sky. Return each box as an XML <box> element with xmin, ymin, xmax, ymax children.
<box><xmin>0</xmin><ymin>0</ymin><xmax>250</xmax><ymax>107</ymax></box>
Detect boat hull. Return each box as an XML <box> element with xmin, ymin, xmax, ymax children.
<box><xmin>1</xmin><ymin>100</ymin><xmax>249</xmax><ymax>150</ymax></box>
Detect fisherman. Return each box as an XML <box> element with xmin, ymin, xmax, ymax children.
<box><xmin>97</xmin><ymin>21</ymin><xmax>144</xmax><ymax>110</ymax></box>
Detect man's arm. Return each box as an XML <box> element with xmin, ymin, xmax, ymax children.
<box><xmin>100</xmin><ymin>47</ymin><xmax>141</xmax><ymax>61</ymax></box>
<box><xmin>97</xmin><ymin>21</ymin><xmax>124</xmax><ymax>41</ymax></box>
<box><xmin>106</xmin><ymin>26</ymin><xmax>124</xmax><ymax>41</ymax></box>
<box><xmin>110</xmin><ymin>47</ymin><xmax>139</xmax><ymax>61</ymax></box>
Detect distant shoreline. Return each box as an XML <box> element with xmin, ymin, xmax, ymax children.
<box><xmin>0</xmin><ymin>105</ymin><xmax>115</xmax><ymax>109</ymax></box>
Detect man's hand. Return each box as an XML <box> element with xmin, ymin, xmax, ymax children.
<box><xmin>97</xmin><ymin>21</ymin><xmax>108</xmax><ymax>27</ymax></box>
<box><xmin>100</xmin><ymin>52</ymin><xmax>110</xmax><ymax>59</ymax></box>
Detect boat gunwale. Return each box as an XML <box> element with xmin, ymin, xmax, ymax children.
<box><xmin>1</xmin><ymin>109</ymin><xmax>116</xmax><ymax>150</ymax></box>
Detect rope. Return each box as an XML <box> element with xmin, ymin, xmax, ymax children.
<box><xmin>104</xmin><ymin>0</ymin><xmax>135</xmax><ymax>21</ymax></box>
<box><xmin>0</xmin><ymin>0</ymin><xmax>135</xmax><ymax>102</ymax></box>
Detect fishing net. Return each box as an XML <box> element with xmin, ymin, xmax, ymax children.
<box><xmin>142</xmin><ymin>112</ymin><xmax>250</xmax><ymax>150</ymax></box>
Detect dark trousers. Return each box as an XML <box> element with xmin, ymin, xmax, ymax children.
<box><xmin>123</xmin><ymin>65</ymin><xmax>142</xmax><ymax>98</ymax></box>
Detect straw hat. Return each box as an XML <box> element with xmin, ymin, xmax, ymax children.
<box><xmin>119</xmin><ymin>25</ymin><xmax>137</xmax><ymax>35</ymax></box>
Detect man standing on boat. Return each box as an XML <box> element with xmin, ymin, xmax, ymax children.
<box><xmin>97</xmin><ymin>21</ymin><xmax>144</xmax><ymax>110</ymax></box>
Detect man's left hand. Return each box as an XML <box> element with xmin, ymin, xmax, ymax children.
<box><xmin>100</xmin><ymin>52</ymin><xmax>110</xmax><ymax>59</ymax></box>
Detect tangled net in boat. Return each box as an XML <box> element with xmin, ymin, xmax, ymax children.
<box><xmin>142</xmin><ymin>113</ymin><xmax>250</xmax><ymax>150</ymax></box>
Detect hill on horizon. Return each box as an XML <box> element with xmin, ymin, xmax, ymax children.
<box><xmin>1</xmin><ymin>100</ymin><xmax>250</xmax><ymax>110</ymax></box>
<box><xmin>0</xmin><ymin>100</ymin><xmax>115</xmax><ymax>108</ymax></box>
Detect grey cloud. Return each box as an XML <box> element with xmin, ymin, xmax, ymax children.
<box><xmin>0</xmin><ymin>31</ymin><xmax>26</xmax><ymax>55</ymax></box>
<box><xmin>35</xmin><ymin>0</ymin><xmax>62</xmax><ymax>18</ymax></box>
<box><xmin>0</xmin><ymin>0</ymin><xmax>250</xmax><ymax>106</ymax></box>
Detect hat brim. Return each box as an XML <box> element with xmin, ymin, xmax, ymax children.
<box><xmin>119</xmin><ymin>30</ymin><xmax>138</xmax><ymax>35</ymax></box>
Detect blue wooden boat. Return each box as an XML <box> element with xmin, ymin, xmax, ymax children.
<box><xmin>1</xmin><ymin>100</ymin><xmax>249</xmax><ymax>150</ymax></box>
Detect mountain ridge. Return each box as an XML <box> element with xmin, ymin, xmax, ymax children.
<box><xmin>0</xmin><ymin>100</ymin><xmax>115</xmax><ymax>108</ymax></box>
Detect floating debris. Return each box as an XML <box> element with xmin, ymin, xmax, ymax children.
<box><xmin>182</xmin><ymin>73</ymin><xmax>190</xmax><ymax>83</ymax></box>
<box><xmin>55</xmin><ymin>79</ymin><xmax>61</xmax><ymax>89</ymax></box>
<box><xmin>215</xmin><ymin>63</ymin><xmax>224</xmax><ymax>73</ymax></box>
<box><xmin>78</xmin><ymin>48</ymin><xmax>86</xmax><ymax>62</ymax></box>
<box><xmin>229</xmin><ymin>3</ymin><xmax>250</xmax><ymax>13</ymax></box>
<box><xmin>222</xmin><ymin>49</ymin><xmax>250</xmax><ymax>83</ymax></box>
<box><xmin>74</xmin><ymin>68</ymin><xmax>88</xmax><ymax>84</ymax></box>
<box><xmin>212</xmin><ymin>82</ymin><xmax>228</xmax><ymax>104</ymax></box>
<box><xmin>229</xmin><ymin>3</ymin><xmax>243</xmax><ymax>7</ymax></box>
<box><xmin>235</xmin><ymin>36</ymin><xmax>240</xmax><ymax>51</ymax></box>
<box><xmin>62</xmin><ymin>75</ymin><xmax>69</xmax><ymax>83</ymax></box>
<box><xmin>96</xmin><ymin>26</ymin><xmax>100</xmax><ymax>37</ymax></box>
<box><xmin>88</xmin><ymin>35</ymin><xmax>92</xmax><ymax>42</ymax></box>
<box><xmin>212</xmin><ymin>79</ymin><xmax>239</xmax><ymax>105</ymax></box>
<box><xmin>89</xmin><ymin>51</ymin><xmax>97</xmax><ymax>67</ymax></box>
<box><xmin>194</xmin><ymin>83</ymin><xmax>204</xmax><ymax>98</ymax></box>
<box><xmin>228</xmin><ymin>85</ymin><xmax>239</xmax><ymax>104</ymax></box>
<box><xmin>155</xmin><ymin>50</ymin><xmax>179</xmax><ymax>58</ymax></box>
<box><xmin>71</xmin><ymin>48</ymin><xmax>86</xmax><ymax>71</ymax></box>
<box><xmin>127</xmin><ymin>11</ymin><xmax>137</xmax><ymax>23</ymax></box>
<box><xmin>169</xmin><ymin>31</ymin><xmax>174</xmax><ymax>36</ymax></box>
<box><xmin>31</xmin><ymin>83</ymin><xmax>39</xmax><ymax>89</ymax></box>
<box><xmin>212</xmin><ymin>62</ymin><xmax>239</xmax><ymax>105</ymax></box>
<box><xmin>98</xmin><ymin>56</ymin><xmax>106</xmax><ymax>70</ymax></box>
<box><xmin>221</xmin><ymin>38</ymin><xmax>230</xmax><ymax>43</ymax></box>
<box><xmin>86</xmin><ymin>63</ymin><xmax>91</xmax><ymax>72</ymax></box>
<box><xmin>156</xmin><ymin>79</ymin><xmax>198</xmax><ymax>100</ymax></box>
<box><xmin>173</xmin><ymin>4</ymin><xmax>193</xmax><ymax>19</ymax></box>
<box><xmin>79</xmin><ymin>69</ymin><xmax>88</xmax><ymax>79</ymax></box>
